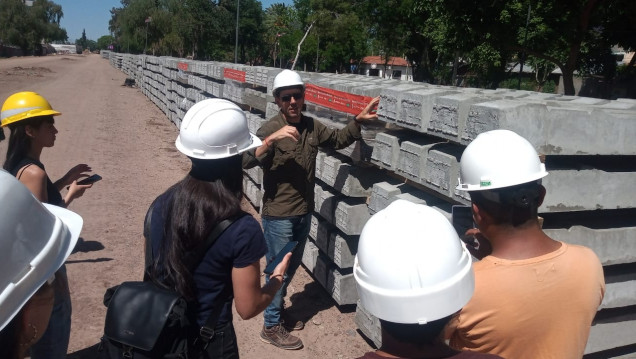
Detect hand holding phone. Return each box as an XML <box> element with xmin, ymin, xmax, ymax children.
<box><xmin>264</xmin><ymin>241</ymin><xmax>297</xmax><ymax>275</ymax></box>
<box><xmin>77</xmin><ymin>174</ymin><xmax>102</xmax><ymax>185</ymax></box>
<box><xmin>452</xmin><ymin>205</ymin><xmax>475</xmax><ymax>238</ymax></box>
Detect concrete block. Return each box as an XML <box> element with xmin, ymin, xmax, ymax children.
<box><xmin>314</xmin><ymin>182</ymin><xmax>369</xmax><ymax>235</ymax></box>
<box><xmin>355</xmin><ymin>302</ymin><xmax>381</xmax><ymax>348</ymax></box>
<box><xmin>422</xmin><ymin>143</ymin><xmax>463</xmax><ymax>199</ymax></box>
<box><xmin>317</xmin><ymin>154</ymin><xmax>385</xmax><ymax>197</ymax></box>
<box><xmin>243</xmin><ymin>165</ymin><xmax>263</xmax><ymax>184</ymax></box>
<box><xmin>377</xmin><ymin>84</ymin><xmax>428</xmax><ymax>122</ymax></box>
<box><xmin>396</xmin><ymin>137</ymin><xmax>444</xmax><ymax>183</ymax></box>
<box><xmin>368</xmin><ymin>181</ymin><xmax>403</xmax><ymax>214</ymax></box>
<box><xmin>309</xmin><ymin>214</ymin><xmax>359</xmax><ymax>269</ymax></box>
<box><xmin>370</xmin><ymin>132</ymin><xmax>401</xmax><ymax>170</ymax></box>
<box><xmin>301</xmin><ymin>240</ymin><xmax>320</xmax><ymax>272</ymax></box>
<box><xmin>304</xmin><ymin>244</ymin><xmax>358</xmax><ymax>305</ymax></box>
<box><xmin>265</xmin><ymin>102</ymin><xmax>279</xmax><ymax>119</ymax></box>
<box><xmin>600</xmin><ymin>281</ymin><xmax>636</xmax><ymax>310</ymax></box>
<box><xmin>585</xmin><ymin>308</ymin><xmax>636</xmax><ymax>354</ymax></box>
<box><xmin>242</xmin><ymin>175</ymin><xmax>262</xmax><ymax>208</ymax></box>
<box><xmin>245</xmin><ymin>88</ymin><xmax>267</xmax><ymax>112</ymax></box>
<box><xmin>334</xmin><ymin>197</ymin><xmax>371</xmax><ymax>236</ymax></box>
<box><xmin>399</xmin><ymin>88</ymin><xmax>459</xmax><ymax>132</ymax></box>
<box><xmin>430</xmin><ymin>93</ymin><xmax>488</xmax><ymax>143</ymax></box>
<box><xmin>541</xmin><ymin>169</ymin><xmax>636</xmax><ymax>212</ymax></box>
<box><xmin>544</xmin><ymin>224</ymin><xmax>636</xmax><ymax>266</ymax></box>
<box><xmin>245</xmin><ymin>112</ymin><xmax>267</xmax><ymax>138</ymax></box>
<box><xmin>463</xmin><ymin>100</ymin><xmax>547</xmax><ymax>146</ymax></box>
<box><xmin>540</xmin><ymin>108</ymin><xmax>636</xmax><ymax>155</ymax></box>
<box><xmin>314</xmin><ymin>182</ymin><xmax>341</xmax><ymax>224</ymax></box>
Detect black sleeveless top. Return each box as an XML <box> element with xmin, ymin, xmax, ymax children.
<box><xmin>10</xmin><ymin>157</ymin><xmax>64</xmax><ymax>207</ymax></box>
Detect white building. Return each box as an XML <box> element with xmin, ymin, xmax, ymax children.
<box><xmin>358</xmin><ymin>56</ymin><xmax>413</xmax><ymax>81</ymax></box>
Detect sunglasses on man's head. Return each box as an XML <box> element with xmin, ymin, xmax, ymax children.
<box><xmin>280</xmin><ymin>93</ymin><xmax>304</xmax><ymax>102</ymax></box>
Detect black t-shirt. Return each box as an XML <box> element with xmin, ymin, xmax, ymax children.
<box><xmin>147</xmin><ymin>189</ymin><xmax>267</xmax><ymax>326</ymax></box>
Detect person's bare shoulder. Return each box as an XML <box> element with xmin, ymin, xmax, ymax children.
<box><xmin>19</xmin><ymin>164</ymin><xmax>47</xmax><ymax>182</ymax></box>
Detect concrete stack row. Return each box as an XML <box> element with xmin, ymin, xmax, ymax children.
<box><xmin>106</xmin><ymin>52</ymin><xmax>636</xmax><ymax>358</ymax></box>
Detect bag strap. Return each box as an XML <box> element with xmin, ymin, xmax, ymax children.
<box><xmin>182</xmin><ymin>211</ymin><xmax>246</xmax><ymax>273</ymax></box>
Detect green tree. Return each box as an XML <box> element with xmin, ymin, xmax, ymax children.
<box><xmin>0</xmin><ymin>0</ymin><xmax>67</xmax><ymax>54</ymax></box>
<box><xmin>97</xmin><ymin>35</ymin><xmax>115</xmax><ymax>50</ymax></box>
<box><xmin>76</xmin><ymin>28</ymin><xmax>88</xmax><ymax>50</ymax></box>
<box><xmin>419</xmin><ymin>0</ymin><xmax>636</xmax><ymax>94</ymax></box>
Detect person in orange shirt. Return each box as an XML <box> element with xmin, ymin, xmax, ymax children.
<box><xmin>446</xmin><ymin>129</ymin><xmax>605</xmax><ymax>359</ymax></box>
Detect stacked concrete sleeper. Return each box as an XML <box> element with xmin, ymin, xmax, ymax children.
<box><xmin>105</xmin><ymin>52</ymin><xmax>636</xmax><ymax>358</ymax></box>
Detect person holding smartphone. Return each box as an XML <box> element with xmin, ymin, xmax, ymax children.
<box><xmin>242</xmin><ymin>69</ymin><xmax>380</xmax><ymax>350</ymax></box>
<box><xmin>145</xmin><ymin>98</ymin><xmax>291</xmax><ymax>358</ymax></box>
<box><xmin>1</xmin><ymin>91</ymin><xmax>94</xmax><ymax>359</ymax></box>
<box><xmin>446</xmin><ymin>130</ymin><xmax>604</xmax><ymax>359</ymax></box>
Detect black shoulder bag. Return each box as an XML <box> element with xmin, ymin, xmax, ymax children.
<box><xmin>99</xmin><ymin>206</ymin><xmax>244</xmax><ymax>359</ymax></box>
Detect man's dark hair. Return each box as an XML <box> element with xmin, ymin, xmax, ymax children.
<box><xmin>274</xmin><ymin>85</ymin><xmax>304</xmax><ymax>98</ymax></box>
<box><xmin>380</xmin><ymin>316</ymin><xmax>452</xmax><ymax>344</ymax></box>
<box><xmin>469</xmin><ymin>180</ymin><xmax>543</xmax><ymax>227</ymax></box>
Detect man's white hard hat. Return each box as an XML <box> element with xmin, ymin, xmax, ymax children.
<box><xmin>0</xmin><ymin>170</ymin><xmax>83</xmax><ymax>331</ymax></box>
<box><xmin>175</xmin><ymin>98</ymin><xmax>261</xmax><ymax>159</ymax></box>
<box><xmin>354</xmin><ymin>200</ymin><xmax>474</xmax><ymax>324</ymax></box>
<box><xmin>457</xmin><ymin>129</ymin><xmax>548</xmax><ymax>191</ymax></box>
<box><xmin>272</xmin><ymin>70</ymin><xmax>304</xmax><ymax>96</ymax></box>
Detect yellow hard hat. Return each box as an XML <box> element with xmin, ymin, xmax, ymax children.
<box><xmin>1</xmin><ymin>92</ymin><xmax>61</xmax><ymax>127</ymax></box>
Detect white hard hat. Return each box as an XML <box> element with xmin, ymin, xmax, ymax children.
<box><xmin>272</xmin><ymin>69</ymin><xmax>304</xmax><ymax>96</ymax></box>
<box><xmin>457</xmin><ymin>129</ymin><xmax>548</xmax><ymax>191</ymax></box>
<box><xmin>0</xmin><ymin>170</ymin><xmax>82</xmax><ymax>331</ymax></box>
<box><xmin>175</xmin><ymin>98</ymin><xmax>261</xmax><ymax>159</ymax></box>
<box><xmin>354</xmin><ymin>200</ymin><xmax>474</xmax><ymax>324</ymax></box>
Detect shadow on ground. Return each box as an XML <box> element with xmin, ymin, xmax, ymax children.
<box><xmin>286</xmin><ymin>280</ymin><xmax>336</xmax><ymax>323</ymax></box>
<box><xmin>72</xmin><ymin>237</ymin><xmax>105</xmax><ymax>254</ymax></box>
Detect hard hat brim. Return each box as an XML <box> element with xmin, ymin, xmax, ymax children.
<box><xmin>0</xmin><ymin>109</ymin><xmax>62</xmax><ymax>128</ymax></box>
<box><xmin>0</xmin><ymin>204</ymin><xmax>81</xmax><ymax>331</ymax></box>
<box><xmin>175</xmin><ymin>132</ymin><xmax>262</xmax><ymax>160</ymax></box>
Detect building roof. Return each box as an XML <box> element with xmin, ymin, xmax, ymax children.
<box><xmin>360</xmin><ymin>56</ymin><xmax>409</xmax><ymax>67</ymax></box>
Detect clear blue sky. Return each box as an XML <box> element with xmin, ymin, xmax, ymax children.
<box><xmin>56</xmin><ymin>0</ymin><xmax>294</xmax><ymax>43</ymax></box>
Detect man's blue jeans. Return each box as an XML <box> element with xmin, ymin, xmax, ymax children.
<box><xmin>262</xmin><ymin>213</ymin><xmax>312</xmax><ymax>328</ymax></box>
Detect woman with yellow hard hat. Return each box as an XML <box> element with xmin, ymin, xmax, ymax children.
<box><xmin>1</xmin><ymin>91</ymin><xmax>93</xmax><ymax>358</ymax></box>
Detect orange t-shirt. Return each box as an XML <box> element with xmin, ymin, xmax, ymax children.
<box><xmin>448</xmin><ymin>242</ymin><xmax>605</xmax><ymax>359</ymax></box>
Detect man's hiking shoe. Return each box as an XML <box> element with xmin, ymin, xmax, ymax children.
<box><xmin>260</xmin><ymin>324</ymin><xmax>303</xmax><ymax>350</ymax></box>
<box><xmin>281</xmin><ymin>311</ymin><xmax>304</xmax><ymax>331</ymax></box>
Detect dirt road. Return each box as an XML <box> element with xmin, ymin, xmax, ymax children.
<box><xmin>0</xmin><ymin>54</ymin><xmax>372</xmax><ymax>358</ymax></box>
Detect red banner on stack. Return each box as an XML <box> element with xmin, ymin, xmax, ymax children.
<box><xmin>177</xmin><ymin>62</ymin><xmax>189</xmax><ymax>71</ymax></box>
<box><xmin>304</xmin><ymin>84</ymin><xmax>374</xmax><ymax>116</ymax></box>
<box><xmin>224</xmin><ymin>68</ymin><xmax>246</xmax><ymax>83</ymax></box>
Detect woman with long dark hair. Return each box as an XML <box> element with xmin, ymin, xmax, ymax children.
<box><xmin>145</xmin><ymin>98</ymin><xmax>291</xmax><ymax>358</ymax></box>
<box><xmin>1</xmin><ymin>91</ymin><xmax>93</xmax><ymax>359</ymax></box>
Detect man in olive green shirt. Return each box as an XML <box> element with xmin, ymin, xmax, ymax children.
<box><xmin>243</xmin><ymin>69</ymin><xmax>378</xmax><ymax>350</ymax></box>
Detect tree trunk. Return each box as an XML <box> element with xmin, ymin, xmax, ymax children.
<box><xmin>561</xmin><ymin>69</ymin><xmax>575</xmax><ymax>95</ymax></box>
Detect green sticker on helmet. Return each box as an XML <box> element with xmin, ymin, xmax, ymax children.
<box><xmin>480</xmin><ymin>180</ymin><xmax>491</xmax><ymax>187</ymax></box>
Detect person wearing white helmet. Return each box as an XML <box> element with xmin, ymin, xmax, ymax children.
<box><xmin>2</xmin><ymin>91</ymin><xmax>94</xmax><ymax>359</ymax></box>
<box><xmin>145</xmin><ymin>98</ymin><xmax>291</xmax><ymax>357</ymax></box>
<box><xmin>446</xmin><ymin>129</ymin><xmax>605</xmax><ymax>359</ymax></box>
<box><xmin>0</xmin><ymin>170</ymin><xmax>83</xmax><ymax>359</ymax></box>
<box><xmin>242</xmin><ymin>69</ymin><xmax>379</xmax><ymax>350</ymax></box>
<box><xmin>354</xmin><ymin>200</ymin><xmax>502</xmax><ymax>359</ymax></box>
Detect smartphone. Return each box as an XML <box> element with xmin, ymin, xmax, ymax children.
<box><xmin>451</xmin><ymin>205</ymin><xmax>475</xmax><ymax>237</ymax></box>
<box><xmin>77</xmin><ymin>174</ymin><xmax>102</xmax><ymax>185</ymax></box>
<box><xmin>264</xmin><ymin>241</ymin><xmax>298</xmax><ymax>275</ymax></box>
